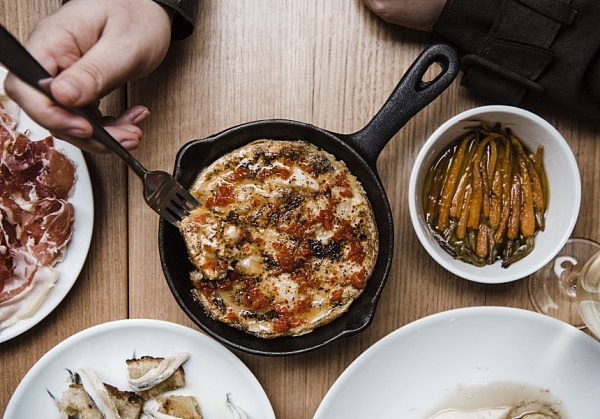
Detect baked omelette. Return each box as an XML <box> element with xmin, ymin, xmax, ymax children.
<box><xmin>180</xmin><ymin>140</ymin><xmax>378</xmax><ymax>338</ymax></box>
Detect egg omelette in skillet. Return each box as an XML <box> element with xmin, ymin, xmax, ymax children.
<box><xmin>180</xmin><ymin>140</ymin><xmax>378</xmax><ymax>338</ymax></box>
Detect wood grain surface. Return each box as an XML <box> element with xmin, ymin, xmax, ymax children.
<box><xmin>2</xmin><ymin>1</ymin><xmax>599</xmax><ymax>418</ymax></box>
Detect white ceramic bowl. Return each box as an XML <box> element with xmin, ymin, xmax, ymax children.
<box><xmin>408</xmin><ymin>105</ymin><xmax>581</xmax><ymax>283</ymax></box>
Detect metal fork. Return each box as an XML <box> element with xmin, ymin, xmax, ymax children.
<box><xmin>0</xmin><ymin>25</ymin><xmax>199</xmax><ymax>226</ymax></box>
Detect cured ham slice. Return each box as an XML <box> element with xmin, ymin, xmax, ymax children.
<box><xmin>0</xmin><ymin>77</ymin><xmax>19</xmax><ymax>130</ymax></box>
<box><xmin>21</xmin><ymin>198</ymin><xmax>74</xmax><ymax>266</ymax></box>
<box><xmin>2</xmin><ymin>133</ymin><xmax>75</xmax><ymax>197</ymax></box>
<box><xmin>0</xmin><ymin>100</ymin><xmax>76</xmax><ymax>330</ymax></box>
<box><xmin>0</xmin><ymin>251</ymin><xmax>58</xmax><ymax>329</ymax></box>
<box><xmin>0</xmin><ymin>227</ymin><xmax>11</xmax><ymax>288</ymax></box>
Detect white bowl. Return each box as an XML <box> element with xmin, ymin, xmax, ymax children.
<box><xmin>408</xmin><ymin>105</ymin><xmax>581</xmax><ymax>283</ymax></box>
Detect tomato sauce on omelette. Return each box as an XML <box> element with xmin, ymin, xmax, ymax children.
<box><xmin>180</xmin><ymin>140</ymin><xmax>378</xmax><ymax>338</ymax></box>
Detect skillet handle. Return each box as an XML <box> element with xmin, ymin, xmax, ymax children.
<box><xmin>344</xmin><ymin>43</ymin><xmax>459</xmax><ymax>165</ymax></box>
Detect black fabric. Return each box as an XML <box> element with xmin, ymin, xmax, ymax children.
<box><xmin>153</xmin><ymin>0</ymin><xmax>198</xmax><ymax>40</ymax></box>
<box><xmin>433</xmin><ymin>0</ymin><xmax>600</xmax><ymax>121</ymax></box>
<box><xmin>515</xmin><ymin>0</ymin><xmax>577</xmax><ymax>24</ymax></box>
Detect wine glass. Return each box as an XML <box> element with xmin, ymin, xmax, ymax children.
<box><xmin>528</xmin><ymin>237</ymin><xmax>600</xmax><ymax>337</ymax></box>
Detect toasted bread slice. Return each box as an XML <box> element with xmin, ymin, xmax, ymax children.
<box><xmin>57</xmin><ymin>383</ymin><xmax>102</xmax><ymax>419</ymax></box>
<box><xmin>156</xmin><ymin>395</ymin><xmax>203</xmax><ymax>418</ymax></box>
<box><xmin>126</xmin><ymin>355</ymin><xmax>186</xmax><ymax>399</ymax></box>
<box><xmin>57</xmin><ymin>382</ymin><xmax>143</xmax><ymax>419</ymax></box>
<box><xmin>105</xmin><ymin>383</ymin><xmax>144</xmax><ymax>418</ymax></box>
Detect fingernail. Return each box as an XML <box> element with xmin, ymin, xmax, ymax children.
<box><xmin>120</xmin><ymin>139</ymin><xmax>139</xmax><ymax>150</ymax></box>
<box><xmin>131</xmin><ymin>108</ymin><xmax>150</xmax><ymax>125</ymax></box>
<box><xmin>124</xmin><ymin>125</ymin><xmax>142</xmax><ymax>136</ymax></box>
<box><xmin>53</xmin><ymin>78</ymin><xmax>82</xmax><ymax>103</ymax></box>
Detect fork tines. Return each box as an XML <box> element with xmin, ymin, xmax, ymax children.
<box><xmin>143</xmin><ymin>171</ymin><xmax>200</xmax><ymax>227</ymax></box>
<box><xmin>162</xmin><ymin>186</ymin><xmax>200</xmax><ymax>225</ymax></box>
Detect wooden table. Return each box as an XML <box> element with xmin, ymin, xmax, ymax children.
<box><xmin>2</xmin><ymin>1</ymin><xmax>599</xmax><ymax>417</ymax></box>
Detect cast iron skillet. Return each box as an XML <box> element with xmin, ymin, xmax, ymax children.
<box><xmin>158</xmin><ymin>43</ymin><xmax>459</xmax><ymax>356</ymax></box>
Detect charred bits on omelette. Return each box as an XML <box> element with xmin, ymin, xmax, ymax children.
<box><xmin>180</xmin><ymin>140</ymin><xmax>378</xmax><ymax>338</ymax></box>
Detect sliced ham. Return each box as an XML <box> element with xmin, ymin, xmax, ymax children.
<box><xmin>37</xmin><ymin>145</ymin><xmax>76</xmax><ymax>198</ymax></box>
<box><xmin>0</xmin><ymin>250</ymin><xmax>43</xmax><ymax>304</ymax></box>
<box><xmin>0</xmin><ymin>100</ymin><xmax>76</xmax><ymax>330</ymax></box>
<box><xmin>0</xmin><ymin>95</ymin><xmax>18</xmax><ymax>142</ymax></box>
<box><xmin>0</xmin><ymin>256</ymin><xmax>58</xmax><ymax>329</ymax></box>
<box><xmin>20</xmin><ymin>198</ymin><xmax>74</xmax><ymax>266</ymax></box>
<box><xmin>0</xmin><ymin>226</ymin><xmax>11</xmax><ymax>293</ymax></box>
<box><xmin>3</xmin><ymin>133</ymin><xmax>75</xmax><ymax>199</ymax></box>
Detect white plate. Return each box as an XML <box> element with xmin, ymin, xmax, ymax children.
<box><xmin>5</xmin><ymin>319</ymin><xmax>276</xmax><ymax>418</ymax></box>
<box><xmin>0</xmin><ymin>67</ymin><xmax>94</xmax><ymax>342</ymax></box>
<box><xmin>314</xmin><ymin>307</ymin><xmax>600</xmax><ymax>419</ymax></box>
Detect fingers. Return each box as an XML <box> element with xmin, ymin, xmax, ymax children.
<box><xmin>42</xmin><ymin>2</ymin><xmax>171</xmax><ymax>108</ymax></box>
<box><xmin>50</xmin><ymin>124</ymin><xmax>143</xmax><ymax>154</ymax></box>
<box><xmin>5</xmin><ymin>66</ymin><xmax>150</xmax><ymax>153</ymax></box>
<box><xmin>49</xmin><ymin>105</ymin><xmax>150</xmax><ymax>154</ymax></box>
<box><xmin>111</xmin><ymin>105</ymin><xmax>151</xmax><ymax>127</ymax></box>
<box><xmin>101</xmin><ymin>105</ymin><xmax>150</xmax><ymax>150</ymax></box>
<box><xmin>49</xmin><ymin>36</ymin><xmax>141</xmax><ymax>108</ymax></box>
<box><xmin>5</xmin><ymin>58</ymin><xmax>149</xmax><ymax>152</ymax></box>
<box><xmin>363</xmin><ymin>0</ymin><xmax>447</xmax><ymax>31</ymax></box>
<box><xmin>53</xmin><ymin>126</ymin><xmax>140</xmax><ymax>154</ymax></box>
<box><xmin>3</xmin><ymin>0</ymin><xmax>171</xmax><ymax>153</ymax></box>
<box><xmin>4</xmin><ymin>73</ymin><xmax>93</xmax><ymax>136</ymax></box>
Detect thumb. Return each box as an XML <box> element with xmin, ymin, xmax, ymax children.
<box><xmin>49</xmin><ymin>35</ymin><xmax>136</xmax><ymax>107</ymax></box>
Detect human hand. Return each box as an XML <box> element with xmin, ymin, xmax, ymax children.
<box><xmin>3</xmin><ymin>0</ymin><xmax>172</xmax><ymax>153</ymax></box>
<box><xmin>362</xmin><ymin>0</ymin><xmax>447</xmax><ymax>32</ymax></box>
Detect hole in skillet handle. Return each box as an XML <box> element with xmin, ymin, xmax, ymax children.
<box><xmin>344</xmin><ymin>43</ymin><xmax>459</xmax><ymax>165</ymax></box>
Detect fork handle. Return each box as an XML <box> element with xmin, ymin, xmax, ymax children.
<box><xmin>0</xmin><ymin>24</ymin><xmax>148</xmax><ymax>179</ymax></box>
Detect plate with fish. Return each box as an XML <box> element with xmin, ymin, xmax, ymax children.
<box><xmin>5</xmin><ymin>318</ymin><xmax>276</xmax><ymax>418</ymax></box>
<box><xmin>0</xmin><ymin>66</ymin><xmax>94</xmax><ymax>342</ymax></box>
<box><xmin>314</xmin><ymin>306</ymin><xmax>600</xmax><ymax>418</ymax></box>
